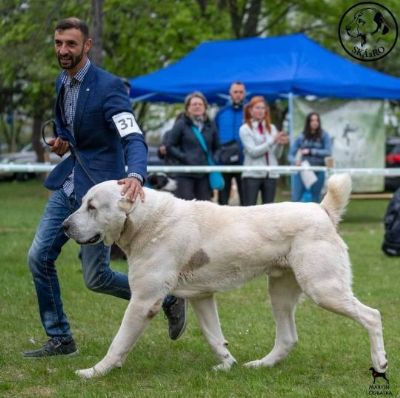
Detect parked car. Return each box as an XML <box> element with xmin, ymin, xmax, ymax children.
<box><xmin>385</xmin><ymin>138</ymin><xmax>400</xmax><ymax>191</ymax></box>
<box><xmin>0</xmin><ymin>143</ymin><xmax>64</xmax><ymax>181</ymax></box>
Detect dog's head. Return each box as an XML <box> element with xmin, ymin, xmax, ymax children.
<box><xmin>146</xmin><ymin>173</ymin><xmax>177</xmax><ymax>192</ymax></box>
<box><xmin>63</xmin><ymin>180</ymin><xmax>138</xmax><ymax>246</ymax></box>
<box><xmin>346</xmin><ymin>8</ymin><xmax>390</xmax><ymax>44</ymax></box>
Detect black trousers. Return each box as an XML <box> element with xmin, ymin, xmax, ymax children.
<box><xmin>176</xmin><ymin>175</ymin><xmax>212</xmax><ymax>200</ymax></box>
<box><xmin>218</xmin><ymin>172</ymin><xmax>244</xmax><ymax>205</ymax></box>
<box><xmin>242</xmin><ymin>177</ymin><xmax>277</xmax><ymax>206</ymax></box>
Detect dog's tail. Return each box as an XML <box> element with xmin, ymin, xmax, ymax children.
<box><xmin>320</xmin><ymin>173</ymin><xmax>352</xmax><ymax>226</ymax></box>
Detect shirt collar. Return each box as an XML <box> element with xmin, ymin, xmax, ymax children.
<box><xmin>61</xmin><ymin>59</ymin><xmax>91</xmax><ymax>85</ymax></box>
<box><xmin>251</xmin><ymin>119</ymin><xmax>264</xmax><ymax>129</ymax></box>
<box><xmin>229</xmin><ymin>98</ymin><xmax>244</xmax><ymax>110</ymax></box>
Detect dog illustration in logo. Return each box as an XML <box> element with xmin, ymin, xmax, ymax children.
<box><xmin>346</xmin><ymin>8</ymin><xmax>390</xmax><ymax>46</ymax></box>
<box><xmin>369</xmin><ymin>367</ymin><xmax>389</xmax><ymax>384</ymax></box>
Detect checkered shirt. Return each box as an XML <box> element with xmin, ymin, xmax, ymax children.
<box><xmin>61</xmin><ymin>60</ymin><xmax>91</xmax><ymax>196</ymax></box>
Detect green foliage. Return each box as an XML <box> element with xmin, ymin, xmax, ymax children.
<box><xmin>0</xmin><ymin>1</ymin><xmax>60</xmax><ymax>116</ymax></box>
<box><xmin>1</xmin><ymin>0</ymin><xmax>399</xmax><ymax>147</ymax></box>
<box><xmin>102</xmin><ymin>0</ymin><xmax>231</xmax><ymax>78</ymax></box>
<box><xmin>0</xmin><ymin>179</ymin><xmax>399</xmax><ymax>397</ymax></box>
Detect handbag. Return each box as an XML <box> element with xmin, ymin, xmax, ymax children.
<box><xmin>219</xmin><ymin>140</ymin><xmax>240</xmax><ymax>165</ymax></box>
<box><xmin>191</xmin><ymin>126</ymin><xmax>225</xmax><ymax>191</ymax></box>
<box><xmin>209</xmin><ymin>170</ymin><xmax>225</xmax><ymax>190</ymax></box>
<box><xmin>300</xmin><ymin>160</ymin><xmax>317</xmax><ymax>189</ymax></box>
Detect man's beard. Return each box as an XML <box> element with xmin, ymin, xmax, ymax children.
<box><xmin>57</xmin><ymin>49</ymin><xmax>84</xmax><ymax>70</ymax></box>
<box><xmin>232</xmin><ymin>100</ymin><xmax>243</xmax><ymax>109</ymax></box>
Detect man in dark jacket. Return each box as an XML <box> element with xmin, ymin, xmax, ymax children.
<box><xmin>214</xmin><ymin>82</ymin><xmax>246</xmax><ymax>205</ymax></box>
<box><xmin>24</xmin><ymin>18</ymin><xmax>186</xmax><ymax>358</ymax></box>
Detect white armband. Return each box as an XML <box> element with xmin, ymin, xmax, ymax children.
<box><xmin>112</xmin><ymin>112</ymin><xmax>143</xmax><ymax>138</ymax></box>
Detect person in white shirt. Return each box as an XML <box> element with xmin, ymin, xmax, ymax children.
<box><xmin>239</xmin><ymin>96</ymin><xmax>288</xmax><ymax>205</ymax></box>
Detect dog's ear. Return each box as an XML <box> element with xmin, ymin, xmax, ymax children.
<box><xmin>382</xmin><ymin>24</ymin><xmax>389</xmax><ymax>35</ymax></box>
<box><xmin>118</xmin><ymin>198</ymin><xmax>134</xmax><ymax>214</ymax></box>
<box><xmin>147</xmin><ymin>173</ymin><xmax>158</xmax><ymax>186</ymax></box>
<box><xmin>374</xmin><ymin>12</ymin><xmax>389</xmax><ymax>34</ymax></box>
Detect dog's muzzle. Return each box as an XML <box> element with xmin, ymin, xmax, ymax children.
<box><xmin>62</xmin><ymin>220</ymin><xmax>102</xmax><ymax>245</ymax></box>
<box><xmin>78</xmin><ymin>233</ymin><xmax>102</xmax><ymax>245</ymax></box>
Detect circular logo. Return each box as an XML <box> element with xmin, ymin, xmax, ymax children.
<box><xmin>338</xmin><ymin>2</ymin><xmax>398</xmax><ymax>61</ymax></box>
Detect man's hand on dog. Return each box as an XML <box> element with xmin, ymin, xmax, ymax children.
<box><xmin>118</xmin><ymin>177</ymin><xmax>145</xmax><ymax>202</ymax></box>
<box><xmin>48</xmin><ymin>137</ymin><xmax>70</xmax><ymax>156</ymax></box>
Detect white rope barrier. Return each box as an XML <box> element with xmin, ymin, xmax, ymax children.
<box><xmin>2</xmin><ymin>163</ymin><xmax>400</xmax><ymax>176</ymax></box>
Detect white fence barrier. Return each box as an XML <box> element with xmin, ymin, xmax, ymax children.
<box><xmin>2</xmin><ymin>163</ymin><xmax>400</xmax><ymax>176</ymax></box>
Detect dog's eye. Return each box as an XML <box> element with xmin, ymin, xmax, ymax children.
<box><xmin>88</xmin><ymin>203</ymin><xmax>96</xmax><ymax>211</ymax></box>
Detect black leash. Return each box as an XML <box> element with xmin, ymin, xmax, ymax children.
<box><xmin>41</xmin><ymin>119</ymin><xmax>98</xmax><ymax>185</ymax></box>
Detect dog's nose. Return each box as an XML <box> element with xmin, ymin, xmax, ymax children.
<box><xmin>62</xmin><ymin>220</ymin><xmax>70</xmax><ymax>234</ymax></box>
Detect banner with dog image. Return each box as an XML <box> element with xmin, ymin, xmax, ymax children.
<box><xmin>293</xmin><ymin>98</ymin><xmax>385</xmax><ymax>192</ymax></box>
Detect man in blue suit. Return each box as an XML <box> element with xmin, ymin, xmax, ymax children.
<box><xmin>24</xmin><ymin>18</ymin><xmax>186</xmax><ymax>358</ymax></box>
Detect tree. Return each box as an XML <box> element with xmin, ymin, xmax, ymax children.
<box><xmin>1</xmin><ymin>0</ymin><xmax>399</xmax><ymax>156</ymax></box>
<box><xmin>90</xmin><ymin>0</ymin><xmax>104</xmax><ymax>66</ymax></box>
<box><xmin>0</xmin><ymin>1</ymin><xmax>85</xmax><ymax>154</ymax></box>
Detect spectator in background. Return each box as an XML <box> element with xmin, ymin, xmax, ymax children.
<box><xmin>239</xmin><ymin>96</ymin><xmax>288</xmax><ymax>206</ymax></box>
<box><xmin>167</xmin><ymin>92</ymin><xmax>219</xmax><ymax>200</ymax></box>
<box><xmin>215</xmin><ymin>82</ymin><xmax>246</xmax><ymax>205</ymax></box>
<box><xmin>288</xmin><ymin>112</ymin><xmax>332</xmax><ymax>202</ymax></box>
<box><xmin>158</xmin><ymin>128</ymin><xmax>178</xmax><ymax>168</ymax></box>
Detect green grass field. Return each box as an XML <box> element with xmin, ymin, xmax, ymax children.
<box><xmin>0</xmin><ymin>179</ymin><xmax>399</xmax><ymax>398</ymax></box>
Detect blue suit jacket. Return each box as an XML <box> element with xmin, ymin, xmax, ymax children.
<box><xmin>214</xmin><ymin>102</ymin><xmax>245</xmax><ymax>164</ymax></box>
<box><xmin>214</xmin><ymin>103</ymin><xmax>244</xmax><ymax>145</ymax></box>
<box><xmin>44</xmin><ymin>64</ymin><xmax>147</xmax><ymax>201</ymax></box>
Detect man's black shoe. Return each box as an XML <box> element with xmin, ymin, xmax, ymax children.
<box><xmin>163</xmin><ymin>297</ymin><xmax>187</xmax><ymax>340</ymax></box>
<box><xmin>23</xmin><ymin>337</ymin><xmax>78</xmax><ymax>358</ymax></box>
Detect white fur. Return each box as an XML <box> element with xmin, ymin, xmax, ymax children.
<box><xmin>64</xmin><ymin>173</ymin><xmax>387</xmax><ymax>379</ymax></box>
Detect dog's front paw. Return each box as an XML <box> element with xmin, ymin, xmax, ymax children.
<box><xmin>212</xmin><ymin>358</ymin><xmax>236</xmax><ymax>372</ymax></box>
<box><xmin>244</xmin><ymin>359</ymin><xmax>263</xmax><ymax>369</ymax></box>
<box><xmin>213</xmin><ymin>363</ymin><xmax>231</xmax><ymax>372</ymax></box>
<box><xmin>75</xmin><ymin>367</ymin><xmax>97</xmax><ymax>379</ymax></box>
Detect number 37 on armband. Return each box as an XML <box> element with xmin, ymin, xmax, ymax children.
<box><xmin>112</xmin><ymin>112</ymin><xmax>143</xmax><ymax>137</ymax></box>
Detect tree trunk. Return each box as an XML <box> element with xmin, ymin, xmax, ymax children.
<box><xmin>242</xmin><ymin>0</ymin><xmax>262</xmax><ymax>37</ymax></box>
<box><xmin>195</xmin><ymin>0</ymin><xmax>208</xmax><ymax>16</ymax></box>
<box><xmin>90</xmin><ymin>0</ymin><xmax>104</xmax><ymax>66</ymax></box>
<box><xmin>227</xmin><ymin>0</ymin><xmax>244</xmax><ymax>38</ymax></box>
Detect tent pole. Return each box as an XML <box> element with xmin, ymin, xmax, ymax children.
<box><xmin>288</xmin><ymin>92</ymin><xmax>294</xmax><ymax>142</ymax></box>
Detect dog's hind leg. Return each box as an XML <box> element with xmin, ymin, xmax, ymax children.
<box><xmin>190</xmin><ymin>295</ymin><xmax>237</xmax><ymax>371</ymax></box>
<box><xmin>245</xmin><ymin>270</ymin><xmax>302</xmax><ymax>368</ymax></box>
<box><xmin>292</xmin><ymin>243</ymin><xmax>387</xmax><ymax>373</ymax></box>
<box><xmin>311</xmin><ymin>293</ymin><xmax>387</xmax><ymax>373</ymax></box>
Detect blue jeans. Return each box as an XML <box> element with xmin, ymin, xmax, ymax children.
<box><xmin>291</xmin><ymin>171</ymin><xmax>326</xmax><ymax>202</ymax></box>
<box><xmin>28</xmin><ymin>189</ymin><xmax>131</xmax><ymax>339</ymax></box>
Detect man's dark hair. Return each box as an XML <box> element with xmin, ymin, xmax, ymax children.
<box><xmin>231</xmin><ymin>81</ymin><xmax>245</xmax><ymax>86</ymax></box>
<box><xmin>55</xmin><ymin>17</ymin><xmax>89</xmax><ymax>40</ymax></box>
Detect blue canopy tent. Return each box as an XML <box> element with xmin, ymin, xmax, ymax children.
<box><xmin>129</xmin><ymin>33</ymin><xmax>400</xmax><ymax>104</ymax></box>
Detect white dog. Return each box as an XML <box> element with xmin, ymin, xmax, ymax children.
<box><xmin>63</xmin><ymin>174</ymin><xmax>387</xmax><ymax>378</ymax></box>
